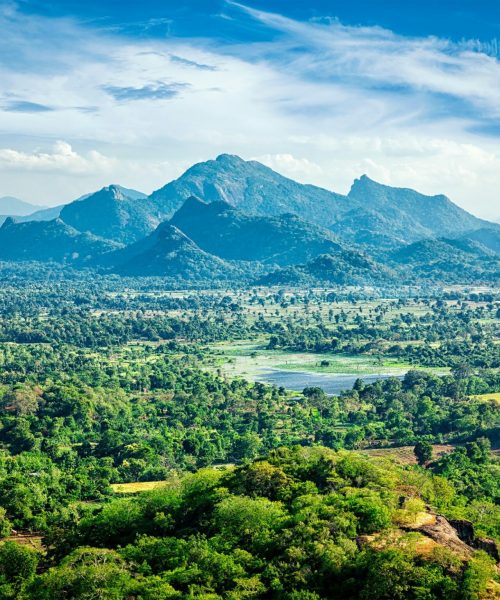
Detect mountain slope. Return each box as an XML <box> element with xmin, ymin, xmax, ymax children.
<box><xmin>344</xmin><ymin>175</ymin><xmax>490</xmax><ymax>242</ymax></box>
<box><xmin>170</xmin><ymin>196</ymin><xmax>344</xmax><ymax>266</ymax></box>
<box><xmin>11</xmin><ymin>205</ymin><xmax>65</xmax><ymax>224</ymax></box>
<box><xmin>150</xmin><ymin>154</ymin><xmax>347</xmax><ymax>223</ymax></box>
<box><xmin>389</xmin><ymin>237</ymin><xmax>499</xmax><ymax>283</ymax></box>
<box><xmin>458</xmin><ymin>227</ymin><xmax>500</xmax><ymax>254</ymax></box>
<box><xmin>0</xmin><ymin>196</ymin><xmax>45</xmax><ymax>216</ymax></box>
<box><xmin>107</xmin><ymin>223</ymin><xmax>245</xmax><ymax>280</ymax></box>
<box><xmin>0</xmin><ymin>205</ymin><xmax>63</xmax><ymax>227</ymax></box>
<box><xmin>257</xmin><ymin>252</ymin><xmax>391</xmax><ymax>286</ymax></box>
<box><xmin>329</xmin><ymin>208</ymin><xmax>406</xmax><ymax>255</ymax></box>
<box><xmin>60</xmin><ymin>185</ymin><xmax>157</xmax><ymax>244</ymax></box>
<box><xmin>12</xmin><ymin>186</ymin><xmax>147</xmax><ymax>227</ymax></box>
<box><xmin>0</xmin><ymin>218</ymin><xmax>120</xmax><ymax>263</ymax></box>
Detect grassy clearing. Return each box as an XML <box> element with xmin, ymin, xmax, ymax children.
<box><xmin>110</xmin><ymin>481</ymin><xmax>167</xmax><ymax>494</ymax></box>
<box><xmin>471</xmin><ymin>392</ymin><xmax>500</xmax><ymax>403</ymax></box>
<box><xmin>275</xmin><ymin>356</ymin><xmax>412</xmax><ymax>375</ymax></box>
<box><xmin>362</xmin><ymin>444</ymin><xmax>455</xmax><ymax>465</ymax></box>
<box><xmin>3</xmin><ymin>534</ymin><xmax>44</xmax><ymax>550</ymax></box>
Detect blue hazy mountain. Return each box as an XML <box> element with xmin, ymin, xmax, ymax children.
<box><xmin>0</xmin><ymin>204</ymin><xmax>62</xmax><ymax>227</ymax></box>
<box><xmin>107</xmin><ymin>222</ymin><xmax>247</xmax><ymax>280</ymax></box>
<box><xmin>458</xmin><ymin>227</ymin><xmax>500</xmax><ymax>254</ymax></box>
<box><xmin>0</xmin><ymin>196</ymin><xmax>51</xmax><ymax>226</ymax></box>
<box><xmin>1</xmin><ymin>185</ymin><xmax>147</xmax><ymax>227</ymax></box>
<box><xmin>60</xmin><ymin>185</ymin><xmax>153</xmax><ymax>244</ymax></box>
<box><xmin>0</xmin><ymin>217</ymin><xmax>120</xmax><ymax>263</ymax></box>
<box><xmin>150</xmin><ymin>154</ymin><xmax>347</xmax><ymax>223</ymax></box>
<box><xmin>0</xmin><ymin>155</ymin><xmax>497</xmax><ymax>283</ymax></box>
<box><xmin>15</xmin><ymin>205</ymin><xmax>64</xmax><ymax>223</ymax></box>
<box><xmin>0</xmin><ymin>196</ymin><xmax>46</xmax><ymax>216</ymax></box>
<box><xmin>32</xmin><ymin>155</ymin><xmax>497</xmax><ymax>253</ymax></box>
<box><xmin>169</xmin><ymin>196</ymin><xmax>344</xmax><ymax>266</ymax></box>
<box><xmin>389</xmin><ymin>236</ymin><xmax>499</xmax><ymax>283</ymax></box>
<box><xmin>342</xmin><ymin>175</ymin><xmax>491</xmax><ymax>242</ymax></box>
<box><xmin>98</xmin><ymin>195</ymin><xmax>377</xmax><ymax>278</ymax></box>
<box><xmin>257</xmin><ymin>252</ymin><xmax>391</xmax><ymax>286</ymax></box>
<box><xmin>149</xmin><ymin>155</ymin><xmax>493</xmax><ymax>246</ymax></box>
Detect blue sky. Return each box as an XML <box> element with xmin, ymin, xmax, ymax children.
<box><xmin>0</xmin><ymin>0</ymin><xmax>499</xmax><ymax>219</ymax></box>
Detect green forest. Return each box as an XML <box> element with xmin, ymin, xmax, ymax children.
<box><xmin>0</xmin><ymin>273</ymin><xmax>497</xmax><ymax>599</ymax></box>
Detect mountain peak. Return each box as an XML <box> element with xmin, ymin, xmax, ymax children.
<box><xmin>349</xmin><ymin>174</ymin><xmax>379</xmax><ymax>192</ymax></box>
<box><xmin>60</xmin><ymin>185</ymin><xmax>155</xmax><ymax>244</ymax></box>
<box><xmin>100</xmin><ymin>185</ymin><xmax>127</xmax><ymax>200</ymax></box>
<box><xmin>1</xmin><ymin>216</ymin><xmax>17</xmax><ymax>228</ymax></box>
<box><xmin>215</xmin><ymin>153</ymin><xmax>245</xmax><ymax>165</ymax></box>
<box><xmin>150</xmin><ymin>154</ymin><xmax>347</xmax><ymax>222</ymax></box>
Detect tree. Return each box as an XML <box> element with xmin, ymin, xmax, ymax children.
<box><xmin>414</xmin><ymin>440</ymin><xmax>433</xmax><ymax>466</ymax></box>
<box><xmin>0</xmin><ymin>542</ymin><xmax>39</xmax><ymax>597</ymax></box>
<box><xmin>28</xmin><ymin>547</ymin><xmax>133</xmax><ymax>600</ymax></box>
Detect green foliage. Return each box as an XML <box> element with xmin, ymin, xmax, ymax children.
<box><xmin>0</xmin><ymin>279</ymin><xmax>495</xmax><ymax>598</ymax></box>
<box><xmin>414</xmin><ymin>440</ymin><xmax>433</xmax><ymax>465</ymax></box>
<box><xmin>460</xmin><ymin>552</ymin><xmax>497</xmax><ymax>600</ymax></box>
<box><xmin>432</xmin><ymin>438</ymin><xmax>499</xmax><ymax>502</ymax></box>
<box><xmin>0</xmin><ymin>542</ymin><xmax>39</xmax><ymax>598</ymax></box>
<box><xmin>28</xmin><ymin>547</ymin><xmax>133</xmax><ymax>600</ymax></box>
<box><xmin>28</xmin><ymin>447</ymin><xmax>497</xmax><ymax>599</ymax></box>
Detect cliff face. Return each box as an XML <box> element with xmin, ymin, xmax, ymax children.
<box><xmin>358</xmin><ymin>510</ymin><xmax>499</xmax><ymax>564</ymax></box>
<box><xmin>448</xmin><ymin>519</ymin><xmax>499</xmax><ymax>562</ymax></box>
<box><xmin>402</xmin><ymin>513</ymin><xmax>499</xmax><ymax>562</ymax></box>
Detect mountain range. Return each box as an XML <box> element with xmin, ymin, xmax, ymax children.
<box><xmin>0</xmin><ymin>154</ymin><xmax>497</xmax><ymax>285</ymax></box>
<box><xmin>0</xmin><ymin>217</ymin><xmax>120</xmax><ymax>264</ymax></box>
<box><xmin>0</xmin><ymin>196</ymin><xmax>46</xmax><ymax>216</ymax></box>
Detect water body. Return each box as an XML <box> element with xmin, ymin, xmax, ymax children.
<box><xmin>256</xmin><ymin>369</ymin><xmax>405</xmax><ymax>395</ymax></box>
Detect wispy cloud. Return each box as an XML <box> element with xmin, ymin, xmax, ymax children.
<box><xmin>1</xmin><ymin>100</ymin><xmax>54</xmax><ymax>113</ymax></box>
<box><xmin>169</xmin><ymin>54</ymin><xmax>218</xmax><ymax>71</ymax></box>
<box><xmin>229</xmin><ymin>1</ymin><xmax>500</xmax><ymax>125</ymax></box>
<box><xmin>0</xmin><ymin>2</ymin><xmax>498</xmax><ymax>219</ymax></box>
<box><xmin>102</xmin><ymin>81</ymin><xmax>189</xmax><ymax>102</ymax></box>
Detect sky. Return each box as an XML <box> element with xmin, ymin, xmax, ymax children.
<box><xmin>0</xmin><ymin>0</ymin><xmax>499</xmax><ymax>220</ymax></box>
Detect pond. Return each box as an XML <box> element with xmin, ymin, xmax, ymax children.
<box><xmin>256</xmin><ymin>369</ymin><xmax>405</xmax><ymax>395</ymax></box>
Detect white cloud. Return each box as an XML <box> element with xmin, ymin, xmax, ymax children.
<box><xmin>0</xmin><ymin>141</ymin><xmax>116</xmax><ymax>174</ymax></box>
<box><xmin>0</xmin><ymin>4</ymin><xmax>498</xmax><ymax>220</ymax></box>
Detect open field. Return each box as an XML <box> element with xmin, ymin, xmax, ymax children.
<box><xmin>2</xmin><ymin>534</ymin><xmax>44</xmax><ymax>550</ymax></box>
<box><xmin>471</xmin><ymin>392</ymin><xmax>500</xmax><ymax>403</ymax></box>
<box><xmin>110</xmin><ymin>481</ymin><xmax>168</xmax><ymax>494</ymax></box>
<box><xmin>361</xmin><ymin>444</ymin><xmax>456</xmax><ymax>465</ymax></box>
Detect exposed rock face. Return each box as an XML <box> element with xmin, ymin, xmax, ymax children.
<box><xmin>414</xmin><ymin>516</ymin><xmax>474</xmax><ymax>558</ymax></box>
<box><xmin>449</xmin><ymin>519</ymin><xmax>476</xmax><ymax>545</ymax></box>
<box><xmin>403</xmin><ymin>514</ymin><xmax>499</xmax><ymax>562</ymax></box>
<box><xmin>450</xmin><ymin>519</ymin><xmax>500</xmax><ymax>562</ymax></box>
